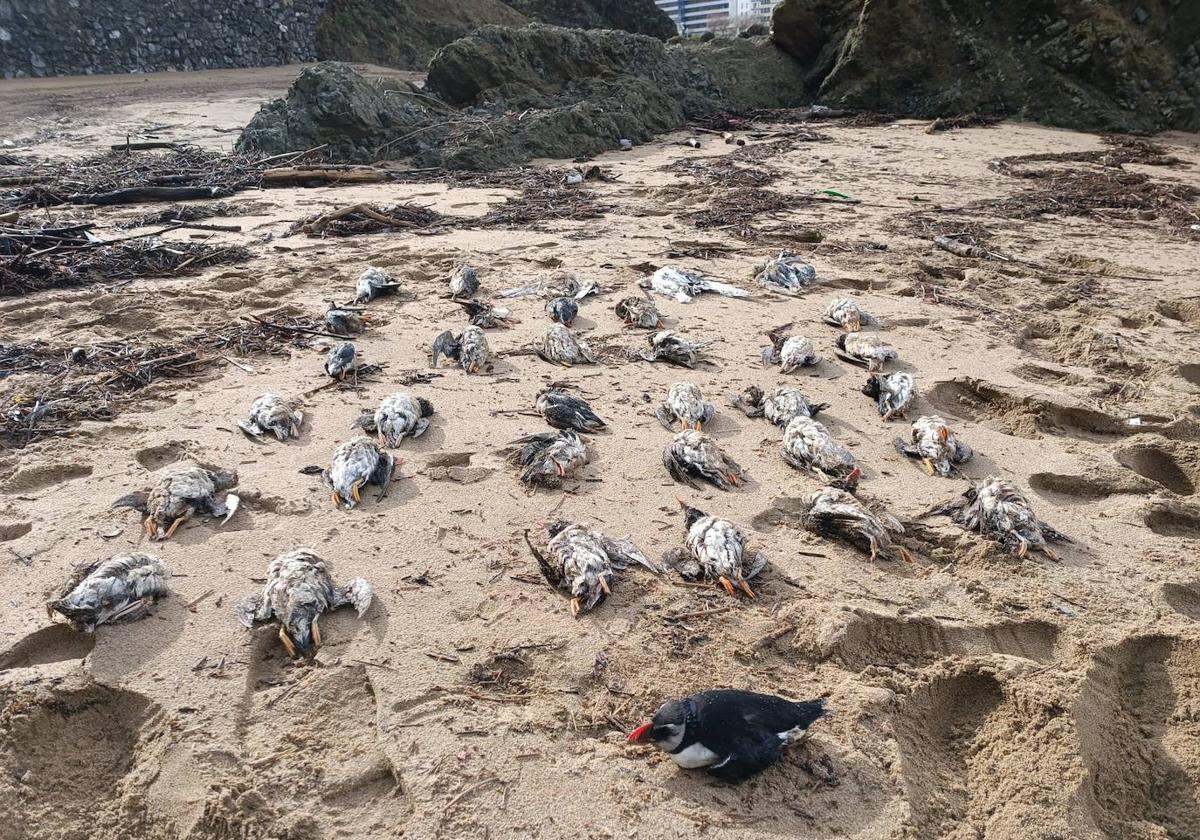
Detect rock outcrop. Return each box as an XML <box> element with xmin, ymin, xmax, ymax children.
<box><xmin>504</xmin><ymin>0</ymin><xmax>677</xmax><ymax>39</ymax></box>
<box><xmin>771</xmin><ymin>0</ymin><xmax>1200</xmax><ymax>133</ymax></box>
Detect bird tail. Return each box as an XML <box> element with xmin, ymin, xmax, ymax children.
<box><xmin>697</xmin><ymin>279</ymin><xmax>751</xmax><ymax>298</ymax></box>
<box><xmin>793</xmin><ymin>698</ymin><xmax>830</xmax><ymax>728</ymax></box>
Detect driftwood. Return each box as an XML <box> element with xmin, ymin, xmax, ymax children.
<box><xmin>66</xmin><ymin>185</ymin><xmax>228</xmax><ymax>206</ymax></box>
<box><xmin>934</xmin><ymin>235</ymin><xmax>989</xmax><ymax>258</ymax></box>
<box><xmin>261</xmin><ymin>166</ymin><xmax>387</xmax><ymax>185</ymax></box>
<box><xmin>296</xmin><ymin>203</ymin><xmax>424</xmax><ymax>236</ymax></box>
<box><xmin>110</xmin><ymin>141</ymin><xmax>184</xmax><ymax>151</ymax></box>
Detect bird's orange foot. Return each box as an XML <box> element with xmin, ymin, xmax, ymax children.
<box><xmin>279</xmin><ymin>626</ymin><xmax>298</xmax><ymax>658</ymax></box>
<box><xmin>738</xmin><ymin>578</ymin><xmax>756</xmax><ymax>598</ymax></box>
<box><xmin>718</xmin><ymin>576</ymin><xmax>736</xmax><ymax>597</ymax></box>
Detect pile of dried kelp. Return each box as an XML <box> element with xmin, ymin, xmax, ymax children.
<box><xmin>0</xmin><ymin>314</ymin><xmax>320</xmax><ymax>447</ymax></box>
<box><xmin>291</xmin><ymin>202</ymin><xmax>448</xmax><ymax>237</ymax></box>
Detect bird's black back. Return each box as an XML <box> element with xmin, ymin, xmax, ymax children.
<box><xmin>690</xmin><ymin>690</ymin><xmax>827</xmax><ymax>750</ymax></box>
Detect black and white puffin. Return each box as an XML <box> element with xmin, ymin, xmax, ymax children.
<box><xmin>824</xmin><ymin>298</ymin><xmax>877</xmax><ymax>332</ymax></box>
<box><xmin>663</xmin><ymin>430</ymin><xmax>746</xmax><ymax>491</ymax></box>
<box><xmin>665</xmin><ymin>499</ymin><xmax>767</xmax><ymax>597</ymax></box>
<box><xmin>318</xmin><ymin>437</ymin><xmax>398</xmax><ymax>509</ymax></box>
<box><xmin>656</xmin><ymin>382</ymin><xmax>715</xmax><ymax>431</ymax></box>
<box><xmin>505</xmin><ymin>430</ymin><xmax>589</xmax><ymax>487</ymax></box>
<box><xmin>756</xmin><ymin>253</ymin><xmax>817</xmax><ymax>296</ymax></box>
<box><xmin>449</xmin><ymin>265</ymin><xmax>479</xmax><ymax>299</ymax></box>
<box><xmin>47</xmin><ymin>553</ymin><xmax>169</xmax><ymax>632</ymax></box>
<box><xmin>640</xmin><ymin>330</ymin><xmax>712</xmax><ymax>368</ymax></box>
<box><xmin>456</xmin><ymin>299</ymin><xmax>514</xmax><ymax>329</ymax></box>
<box><xmin>524</xmin><ymin>521</ymin><xmax>658</xmax><ymax>616</ymax></box>
<box><xmin>615</xmin><ymin>293</ymin><xmax>663</xmax><ymax>329</ymax></box>
<box><xmin>834</xmin><ymin>332</ymin><xmax>897</xmax><ymax>371</ymax></box>
<box><xmin>352</xmin><ymin>392</ymin><xmax>434</xmax><ymax>448</ymax></box>
<box><xmin>781</xmin><ymin>416</ymin><xmax>861</xmax><ymax>491</ymax></box>
<box><xmin>325</xmin><ymin>341</ymin><xmax>359</xmax><ymax>382</ymax></box>
<box><xmin>536</xmin><ymin>324</ymin><xmax>597</xmax><ymax>366</ymax></box>
<box><xmin>235</xmin><ymin>548</ymin><xmax>373</xmax><ymax>660</ymax></box>
<box><xmin>354</xmin><ymin>266</ymin><xmax>402</xmax><ymax>304</ymax></box>
<box><xmin>642</xmin><ymin>266</ymin><xmax>751</xmax><ymax>303</ymax></box>
<box><xmin>862</xmin><ymin>372</ymin><xmax>916</xmax><ymax>420</ymax></box>
<box><xmin>804</xmin><ymin>487</ymin><xmax>911</xmax><ymax>562</ymax></box>
<box><xmin>628</xmin><ymin>690</ymin><xmax>828</xmax><ymax>782</ymax></box>
<box><xmin>238</xmin><ymin>393</ymin><xmax>303</xmax><ymax>441</ymax></box>
<box><xmin>545</xmin><ymin>296</ymin><xmax>579</xmax><ymax>326</ymax></box>
<box><xmin>894</xmin><ymin>415</ymin><xmax>973</xmax><ymax>476</ymax></box>
<box><xmin>731</xmin><ymin>385</ymin><xmax>828</xmax><ymax>428</ymax></box>
<box><xmin>761</xmin><ymin>324</ymin><xmax>820</xmax><ymax>373</ymax></box>
<box><xmin>112</xmin><ymin>463</ymin><xmax>240</xmax><ymax>541</ymax></box>
<box><xmin>536</xmin><ymin>388</ymin><xmax>606</xmax><ymax>433</ymax></box>
<box><xmin>432</xmin><ymin>326</ymin><xmax>492</xmax><ymax>373</ymax></box>
<box><xmin>928</xmin><ymin>477</ymin><xmax>1068</xmax><ymax>559</ymax></box>
<box><xmin>324</xmin><ymin>305</ymin><xmax>370</xmax><ymax>337</ymax></box>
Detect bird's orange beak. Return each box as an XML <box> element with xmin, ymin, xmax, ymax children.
<box><xmin>629</xmin><ymin>722</ymin><xmax>652</xmax><ymax>743</ymax></box>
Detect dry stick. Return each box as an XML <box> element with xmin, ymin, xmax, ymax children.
<box><xmin>255</xmin><ymin>144</ymin><xmax>330</xmax><ymax>167</ymax></box>
<box><xmin>665</xmin><ymin>604</ymin><xmax>733</xmax><ymax>622</ymax></box>
<box><xmin>244</xmin><ymin>315</ymin><xmax>346</xmax><ymax>341</ymax></box>
<box><xmin>169</xmin><ymin>219</ymin><xmax>243</xmax><ymax>233</ymax></box>
<box><xmin>185</xmin><ymin>588</ymin><xmax>215</xmax><ymax>610</ymax></box>
<box><xmin>754</xmin><ymin>624</ymin><xmax>799</xmax><ymax>650</ymax></box>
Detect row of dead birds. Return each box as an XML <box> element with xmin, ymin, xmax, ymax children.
<box><xmin>46</xmin><ymin>256</ymin><xmax>1069</xmax><ymax>659</ymax></box>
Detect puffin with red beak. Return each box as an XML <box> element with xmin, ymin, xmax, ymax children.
<box><xmin>628</xmin><ymin>690</ymin><xmax>828</xmax><ymax>782</ymax></box>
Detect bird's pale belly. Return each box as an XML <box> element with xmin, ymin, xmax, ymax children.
<box><xmin>671</xmin><ymin>742</ymin><xmax>720</xmax><ymax>768</ymax></box>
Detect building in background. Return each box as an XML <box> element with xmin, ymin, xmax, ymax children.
<box><xmin>655</xmin><ymin>0</ymin><xmax>775</xmax><ymax>35</ymax></box>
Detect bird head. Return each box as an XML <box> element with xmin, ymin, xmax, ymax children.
<box><xmin>417</xmin><ymin>397</ymin><xmax>435</xmax><ymax>418</ymax></box>
<box><xmin>628</xmin><ymin>698</ymin><xmax>689</xmax><ymax>751</ymax></box>
<box><xmin>861</xmin><ymin>374</ymin><xmax>883</xmax><ymax>399</ymax></box>
<box><xmin>835</xmin><ymin>333</ymin><xmax>849</xmax><ymax>350</ymax></box>
<box><xmin>677</xmin><ymin>497</ymin><xmax>705</xmax><ymax>530</ymax></box>
<box><xmin>546</xmin><ymin>519</ymin><xmax>571</xmax><ymax>539</ymax></box>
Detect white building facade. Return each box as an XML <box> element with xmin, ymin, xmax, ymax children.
<box><xmin>655</xmin><ymin>0</ymin><xmax>775</xmax><ymax>35</ymax></box>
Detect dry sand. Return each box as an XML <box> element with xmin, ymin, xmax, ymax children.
<box><xmin>1</xmin><ymin>67</ymin><xmax>1200</xmax><ymax>840</ymax></box>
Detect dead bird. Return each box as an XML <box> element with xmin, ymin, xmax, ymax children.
<box><xmin>449</xmin><ymin>265</ymin><xmax>479</xmax><ymax>299</ymax></box>
<box><xmin>536</xmin><ymin>387</ymin><xmax>606</xmax><ymax>433</ymax></box>
<box><xmin>761</xmin><ymin>324</ymin><xmax>820</xmax><ymax>372</ymax></box>
<box><xmin>47</xmin><ymin>553</ymin><xmax>169</xmax><ymax>632</ymax></box>
<box><xmin>432</xmin><ymin>326</ymin><xmax>491</xmax><ymax>373</ymax></box>
<box><xmin>318</xmin><ymin>437</ymin><xmax>398</xmax><ymax>509</ymax></box>
<box><xmin>536</xmin><ymin>323</ymin><xmax>596</xmax><ymax>366</ymax></box>
<box><xmin>562</xmin><ymin>169</ymin><xmax>584</xmax><ymax>186</ymax></box>
<box><xmin>731</xmin><ymin>385</ymin><xmax>828</xmax><ymax>428</ymax></box>
<box><xmin>824</xmin><ymin>298</ymin><xmax>878</xmax><ymax>332</ymax></box>
<box><xmin>504</xmin><ymin>430</ymin><xmax>589</xmax><ymax>487</ymax></box>
<box><xmin>642</xmin><ymin>265</ymin><xmax>751</xmax><ymax>304</ymax></box>
<box><xmin>112</xmin><ymin>463</ymin><xmax>240</xmax><ymax>541</ymax></box>
<box><xmin>756</xmin><ymin>252</ymin><xmax>817</xmax><ymax>295</ymax></box>
<box><xmin>663</xmin><ymin>430</ymin><xmax>746</xmax><ymax>491</ymax></box>
<box><xmin>497</xmin><ymin>269</ymin><xmax>601</xmax><ymax>300</ymax></box>
<box><xmin>804</xmin><ymin>487</ymin><xmax>911</xmax><ymax>562</ymax></box>
<box><xmin>456</xmin><ymin>299</ymin><xmax>513</xmax><ymax>329</ymax></box>
<box><xmin>615</xmin><ymin>292</ymin><xmax>663</xmax><ymax>329</ymax></box>
<box><xmin>863</xmin><ymin>372</ymin><xmax>916</xmax><ymax>420</ymax></box>
<box><xmin>325</xmin><ymin>341</ymin><xmax>359</xmax><ymax>381</ymax></box>
<box><xmin>664</xmin><ymin>499</ymin><xmax>767</xmax><ymax>598</ymax></box>
<box><xmin>928</xmin><ymin>477</ymin><xmax>1068</xmax><ymax>559</ymax></box>
<box><xmin>236</xmin><ymin>548</ymin><xmax>373</xmax><ymax>660</ymax></box>
<box><xmin>352</xmin><ymin>392</ymin><xmax>434</xmax><ymax>448</ymax></box>
<box><xmin>324</xmin><ymin>305</ymin><xmax>370</xmax><ymax>337</ymax></box>
<box><xmin>656</xmin><ymin>382</ymin><xmax>715</xmax><ymax>431</ymax></box>
<box><xmin>545</xmin><ymin>296</ymin><xmax>579</xmax><ymax>326</ymax></box>
<box><xmin>781</xmin><ymin>416</ymin><xmax>861</xmax><ymax>491</ymax></box>
<box><xmin>354</xmin><ymin>266</ymin><xmax>402</xmax><ymax>304</ymax></box>
<box><xmin>894</xmin><ymin>415</ymin><xmax>973</xmax><ymax>477</ymax></box>
<box><xmin>524</xmin><ymin>521</ymin><xmax>658</xmax><ymax>617</ymax></box>
<box><xmin>834</xmin><ymin>332</ymin><xmax>897</xmax><ymax>371</ymax></box>
<box><xmin>238</xmin><ymin>393</ymin><xmax>303</xmax><ymax>442</ymax></box>
<box><xmin>639</xmin><ymin>330</ymin><xmax>712</xmax><ymax>368</ymax></box>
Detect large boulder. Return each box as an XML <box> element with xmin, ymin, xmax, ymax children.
<box><xmin>503</xmin><ymin>0</ymin><xmax>678</xmax><ymax>39</ymax></box>
<box><xmin>235</xmin><ymin>63</ymin><xmax>437</xmax><ymax>163</ymax></box>
<box><xmin>771</xmin><ymin>0</ymin><xmax>1200</xmax><ymax>133</ymax></box>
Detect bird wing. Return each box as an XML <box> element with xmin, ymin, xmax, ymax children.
<box><xmin>524</xmin><ymin>530</ymin><xmax>563</xmax><ymax>588</ymax></box>
<box><xmin>696</xmin><ymin>279</ymin><xmax>751</xmax><ymax>299</ymax></box>
<box><xmin>599</xmin><ymin>534</ymin><xmax>661</xmax><ymax>574</ymax></box>
<box><xmin>334</xmin><ymin>577</ymin><xmax>374</xmax><ymax>617</ymax></box>
<box><xmin>234</xmin><ymin>593</ymin><xmax>265</xmax><ymax>628</ymax></box>
<box><xmin>111</xmin><ymin>490</ymin><xmax>149</xmax><ymax>513</ymax></box>
<box><xmin>704</xmin><ymin>731</ymin><xmax>787</xmax><ymax>782</ymax></box>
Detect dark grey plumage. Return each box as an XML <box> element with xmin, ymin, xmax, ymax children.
<box><xmin>432</xmin><ymin>327</ymin><xmax>491</xmax><ymax>373</ymax></box>
<box><xmin>756</xmin><ymin>252</ymin><xmax>817</xmax><ymax>295</ymax></box>
<box><xmin>894</xmin><ymin>415</ymin><xmax>973</xmax><ymax>477</ymax></box>
<box><xmin>804</xmin><ymin>487</ymin><xmax>911</xmax><ymax>562</ymax></box>
<box><xmin>524</xmin><ymin>521</ymin><xmax>658</xmax><ymax>616</ymax></box>
<box><xmin>456</xmin><ymin>299</ymin><xmax>513</xmax><ymax>329</ymax></box>
<box><xmin>781</xmin><ymin>416</ymin><xmax>860</xmax><ymax>492</ymax></box>
<box><xmin>47</xmin><ymin>553</ymin><xmax>169</xmax><ymax>632</ymax></box>
<box><xmin>640</xmin><ymin>330</ymin><xmax>711</xmax><ymax>368</ymax></box>
<box><xmin>731</xmin><ymin>385</ymin><xmax>828</xmax><ymax>428</ymax></box>
<box><xmin>238</xmin><ymin>393</ymin><xmax>303</xmax><ymax>441</ymax></box>
<box><xmin>545</xmin><ymin>296</ymin><xmax>579</xmax><ymax>326</ymax></box>
<box><xmin>505</xmin><ymin>430</ymin><xmax>589</xmax><ymax>487</ymax></box>
<box><xmin>325</xmin><ymin>341</ymin><xmax>359</xmax><ymax>381</ymax></box>
<box><xmin>324</xmin><ymin>306</ymin><xmax>369</xmax><ymax>337</ymax></box>
<box><xmin>536</xmin><ymin>324</ymin><xmax>596</xmax><ymax>366</ymax></box>
<box><xmin>354</xmin><ymin>266</ymin><xmax>402</xmax><ymax>303</ymax></box>
<box><xmin>928</xmin><ymin>477</ymin><xmax>1068</xmax><ymax>559</ymax></box>
<box><xmin>663</xmin><ymin>430</ymin><xmax>746</xmax><ymax>491</ymax></box>
<box><xmin>236</xmin><ymin>548</ymin><xmax>373</xmax><ymax>660</ymax></box>
<box><xmin>761</xmin><ymin>324</ymin><xmax>820</xmax><ymax>372</ymax></box>
<box><xmin>321</xmin><ymin>437</ymin><xmax>397</xmax><ymax>509</ymax></box>
<box><xmin>112</xmin><ymin>463</ymin><xmax>239</xmax><ymax>541</ymax></box>
<box><xmin>615</xmin><ymin>293</ymin><xmax>663</xmax><ymax>329</ymax></box>
<box><xmin>449</xmin><ymin>265</ymin><xmax>480</xmax><ymax>299</ymax></box>
<box><xmin>863</xmin><ymin>372</ymin><xmax>916</xmax><ymax>420</ymax></box>
<box><xmin>536</xmin><ymin>388</ymin><xmax>606</xmax><ymax>433</ymax></box>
